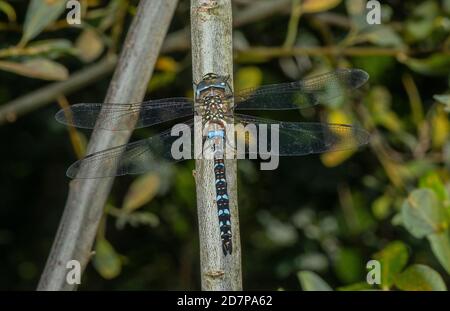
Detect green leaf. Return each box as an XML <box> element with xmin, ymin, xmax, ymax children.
<box><xmin>334</xmin><ymin>248</ymin><xmax>364</xmax><ymax>284</ymax></box>
<box><xmin>428</xmin><ymin>232</ymin><xmax>450</xmax><ymax>275</ymax></box>
<box><xmin>27</xmin><ymin>39</ymin><xmax>74</xmax><ymax>58</ymax></box>
<box><xmin>302</xmin><ymin>0</ymin><xmax>341</xmax><ymax>13</ymax></box>
<box><xmin>405</xmin><ymin>1</ymin><xmax>439</xmax><ymax>42</ymax></box>
<box><xmin>148</xmin><ymin>71</ymin><xmax>177</xmax><ymax>92</ymax></box>
<box><xmin>75</xmin><ymin>28</ymin><xmax>105</xmax><ymax>63</ymax></box>
<box><xmin>362</xmin><ymin>26</ymin><xmax>404</xmax><ymax>47</ymax></box>
<box><xmin>0</xmin><ymin>0</ymin><xmax>17</xmax><ymax>21</ymax></box>
<box><xmin>434</xmin><ymin>94</ymin><xmax>450</xmax><ymax>113</ymax></box>
<box><xmin>394</xmin><ymin>264</ymin><xmax>447</xmax><ymax>291</ymax></box>
<box><xmin>346</xmin><ymin>0</ymin><xmax>367</xmax><ymax>31</ymax></box>
<box><xmin>235</xmin><ymin>66</ymin><xmax>263</xmax><ymax>92</ymax></box>
<box><xmin>122</xmin><ymin>173</ymin><xmax>160</xmax><ymax>213</ymax></box>
<box><xmin>298</xmin><ymin>271</ymin><xmax>333</xmax><ymax>291</ymax></box>
<box><xmin>399</xmin><ymin>54</ymin><xmax>450</xmax><ymax>76</ymax></box>
<box><xmin>93</xmin><ymin>237</ymin><xmax>122</xmax><ymax>280</ymax></box>
<box><xmin>402</xmin><ymin>189</ymin><xmax>449</xmax><ymax>238</ymax></box>
<box><xmin>419</xmin><ymin>172</ymin><xmax>449</xmax><ymax>202</ymax></box>
<box><xmin>337</xmin><ymin>282</ymin><xmax>374</xmax><ymax>291</ymax></box>
<box><xmin>372</xmin><ymin>194</ymin><xmax>393</xmax><ymax>220</ymax></box>
<box><xmin>20</xmin><ymin>0</ymin><xmax>67</xmax><ymax>45</ymax></box>
<box><xmin>0</xmin><ymin>58</ymin><xmax>68</xmax><ymax>80</ymax></box>
<box><xmin>374</xmin><ymin>241</ymin><xmax>409</xmax><ymax>289</ymax></box>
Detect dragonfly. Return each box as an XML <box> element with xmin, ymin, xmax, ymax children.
<box><xmin>55</xmin><ymin>68</ymin><xmax>370</xmax><ymax>256</ymax></box>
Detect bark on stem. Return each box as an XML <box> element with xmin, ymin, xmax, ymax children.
<box><xmin>37</xmin><ymin>0</ymin><xmax>178</xmax><ymax>291</ymax></box>
<box><xmin>191</xmin><ymin>0</ymin><xmax>242</xmax><ymax>291</ymax></box>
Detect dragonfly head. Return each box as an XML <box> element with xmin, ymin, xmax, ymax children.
<box><xmin>194</xmin><ymin>73</ymin><xmax>232</xmax><ymax>99</ymax></box>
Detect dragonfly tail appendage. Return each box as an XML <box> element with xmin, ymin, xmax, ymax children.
<box><xmin>214</xmin><ymin>157</ymin><xmax>232</xmax><ymax>256</ymax></box>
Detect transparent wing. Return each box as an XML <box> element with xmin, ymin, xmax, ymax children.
<box><xmin>233</xmin><ymin>114</ymin><xmax>370</xmax><ymax>157</ymax></box>
<box><xmin>67</xmin><ymin>122</ymin><xmax>194</xmax><ymax>178</ymax></box>
<box><xmin>233</xmin><ymin>69</ymin><xmax>369</xmax><ymax>110</ymax></box>
<box><xmin>55</xmin><ymin>97</ymin><xmax>194</xmax><ymax>130</ymax></box>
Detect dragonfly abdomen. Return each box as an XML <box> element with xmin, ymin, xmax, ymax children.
<box><xmin>209</xmin><ymin>127</ymin><xmax>232</xmax><ymax>256</ymax></box>
<box><xmin>214</xmin><ymin>157</ymin><xmax>232</xmax><ymax>255</ymax></box>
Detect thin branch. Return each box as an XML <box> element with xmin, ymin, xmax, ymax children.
<box><xmin>235</xmin><ymin>46</ymin><xmax>412</xmax><ymax>59</ymax></box>
<box><xmin>191</xmin><ymin>0</ymin><xmax>242</xmax><ymax>291</ymax></box>
<box><xmin>37</xmin><ymin>0</ymin><xmax>179</xmax><ymax>291</ymax></box>
<box><xmin>0</xmin><ymin>56</ymin><xmax>117</xmax><ymax>125</ymax></box>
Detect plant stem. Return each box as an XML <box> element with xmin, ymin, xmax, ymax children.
<box><xmin>191</xmin><ymin>0</ymin><xmax>242</xmax><ymax>291</ymax></box>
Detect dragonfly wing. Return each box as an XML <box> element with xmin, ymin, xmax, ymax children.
<box><xmin>55</xmin><ymin>97</ymin><xmax>194</xmax><ymax>130</ymax></box>
<box><xmin>234</xmin><ymin>69</ymin><xmax>369</xmax><ymax>110</ymax></box>
<box><xmin>67</xmin><ymin>122</ymin><xmax>194</xmax><ymax>178</ymax></box>
<box><xmin>233</xmin><ymin>114</ymin><xmax>370</xmax><ymax>157</ymax></box>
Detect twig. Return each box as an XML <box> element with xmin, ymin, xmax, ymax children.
<box><xmin>0</xmin><ymin>56</ymin><xmax>117</xmax><ymax>125</ymax></box>
<box><xmin>235</xmin><ymin>46</ymin><xmax>412</xmax><ymax>59</ymax></box>
<box><xmin>37</xmin><ymin>0</ymin><xmax>179</xmax><ymax>291</ymax></box>
<box><xmin>191</xmin><ymin>0</ymin><xmax>242</xmax><ymax>291</ymax></box>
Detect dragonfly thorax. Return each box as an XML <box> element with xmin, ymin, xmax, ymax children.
<box><xmin>201</xmin><ymin>94</ymin><xmax>228</xmax><ymax>121</ymax></box>
<box><xmin>195</xmin><ymin>73</ymin><xmax>233</xmax><ymax>122</ymax></box>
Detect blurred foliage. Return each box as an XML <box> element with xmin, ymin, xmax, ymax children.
<box><xmin>0</xmin><ymin>0</ymin><xmax>449</xmax><ymax>290</ymax></box>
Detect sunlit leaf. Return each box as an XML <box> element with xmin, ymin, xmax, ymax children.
<box><xmin>419</xmin><ymin>171</ymin><xmax>449</xmax><ymax>202</ymax></box>
<box><xmin>75</xmin><ymin>28</ymin><xmax>105</xmax><ymax>62</ymax></box>
<box><xmin>122</xmin><ymin>173</ymin><xmax>160</xmax><ymax>213</ymax></box>
<box><xmin>430</xmin><ymin>105</ymin><xmax>450</xmax><ymax>149</ymax></box>
<box><xmin>374</xmin><ymin>241</ymin><xmax>409</xmax><ymax>289</ymax></box>
<box><xmin>302</xmin><ymin>0</ymin><xmax>341</xmax><ymax>13</ymax></box>
<box><xmin>321</xmin><ymin>110</ymin><xmax>356</xmax><ymax>167</ymax></box>
<box><xmin>93</xmin><ymin>237</ymin><xmax>122</xmax><ymax>280</ymax></box>
<box><xmin>0</xmin><ymin>58</ymin><xmax>68</xmax><ymax>80</ymax></box>
<box><xmin>402</xmin><ymin>189</ymin><xmax>449</xmax><ymax>238</ymax></box>
<box><xmin>235</xmin><ymin>66</ymin><xmax>263</xmax><ymax>92</ymax></box>
<box><xmin>372</xmin><ymin>194</ymin><xmax>392</xmax><ymax>220</ymax></box>
<box><xmin>20</xmin><ymin>0</ymin><xmax>67</xmax><ymax>45</ymax></box>
<box><xmin>155</xmin><ymin>56</ymin><xmax>178</xmax><ymax>73</ymax></box>
<box><xmin>0</xmin><ymin>0</ymin><xmax>17</xmax><ymax>21</ymax></box>
<box><xmin>434</xmin><ymin>94</ymin><xmax>450</xmax><ymax>112</ymax></box>
<box><xmin>394</xmin><ymin>264</ymin><xmax>446</xmax><ymax>291</ymax></box>
<box><xmin>298</xmin><ymin>271</ymin><xmax>333</xmax><ymax>291</ymax></box>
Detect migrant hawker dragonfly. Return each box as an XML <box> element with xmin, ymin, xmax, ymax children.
<box><xmin>55</xmin><ymin>68</ymin><xmax>370</xmax><ymax>255</ymax></box>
